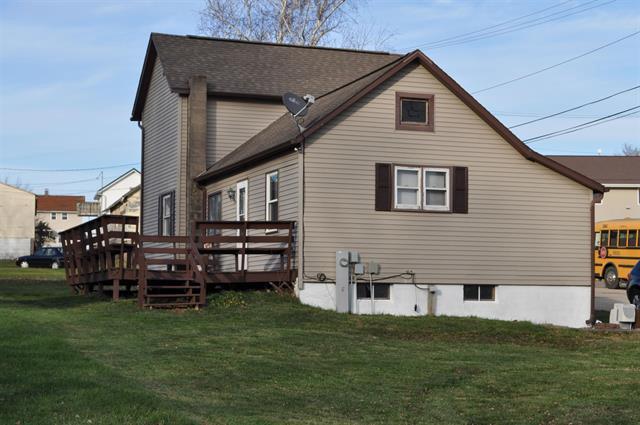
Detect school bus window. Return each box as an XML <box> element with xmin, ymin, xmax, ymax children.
<box><xmin>610</xmin><ymin>230</ymin><xmax>618</xmax><ymax>247</ymax></box>
<box><xmin>601</xmin><ymin>231</ymin><xmax>609</xmax><ymax>247</ymax></box>
<box><xmin>630</xmin><ymin>230</ymin><xmax>638</xmax><ymax>247</ymax></box>
<box><xmin>594</xmin><ymin>232</ymin><xmax>601</xmax><ymax>248</ymax></box>
<box><xmin>619</xmin><ymin>230</ymin><xmax>628</xmax><ymax>247</ymax></box>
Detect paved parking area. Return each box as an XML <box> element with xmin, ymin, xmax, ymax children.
<box><xmin>595</xmin><ymin>280</ymin><xmax>629</xmax><ymax>311</ymax></box>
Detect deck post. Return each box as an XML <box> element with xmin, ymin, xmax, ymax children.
<box><xmin>113</xmin><ymin>279</ymin><xmax>120</xmax><ymax>301</ymax></box>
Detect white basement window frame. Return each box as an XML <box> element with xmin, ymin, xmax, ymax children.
<box><xmin>265</xmin><ymin>170</ymin><xmax>279</xmax><ymax>233</ymax></box>
<box><xmin>394</xmin><ymin>166</ymin><xmax>421</xmax><ymax>209</ymax></box>
<box><xmin>423</xmin><ymin>167</ymin><xmax>450</xmax><ymax>211</ymax></box>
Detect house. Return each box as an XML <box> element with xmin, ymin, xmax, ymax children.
<box><xmin>0</xmin><ymin>182</ymin><xmax>35</xmax><ymax>258</ymax></box>
<box><xmin>36</xmin><ymin>193</ymin><xmax>85</xmax><ymax>244</ymax></box>
<box><xmin>131</xmin><ymin>33</ymin><xmax>604</xmax><ymax>327</ymax></box>
<box><xmin>549</xmin><ymin>156</ymin><xmax>640</xmax><ymax>221</ymax></box>
<box><xmin>107</xmin><ymin>184</ymin><xmax>141</xmax><ymax>217</ymax></box>
<box><xmin>94</xmin><ymin>168</ymin><xmax>141</xmax><ymax>215</ymax></box>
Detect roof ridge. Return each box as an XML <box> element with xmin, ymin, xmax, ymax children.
<box><xmin>151</xmin><ymin>32</ymin><xmax>400</xmax><ymax>56</ymax></box>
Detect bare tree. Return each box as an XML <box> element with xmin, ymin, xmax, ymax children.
<box><xmin>621</xmin><ymin>143</ymin><xmax>640</xmax><ymax>156</ymax></box>
<box><xmin>199</xmin><ymin>0</ymin><xmax>392</xmax><ymax>49</ymax></box>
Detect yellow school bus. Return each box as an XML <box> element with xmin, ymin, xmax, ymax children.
<box><xmin>594</xmin><ymin>219</ymin><xmax>640</xmax><ymax>289</ymax></box>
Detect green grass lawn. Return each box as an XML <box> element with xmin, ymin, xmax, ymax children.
<box><xmin>0</xmin><ymin>259</ymin><xmax>65</xmax><ymax>280</ymax></box>
<box><xmin>0</xmin><ymin>276</ymin><xmax>638</xmax><ymax>425</ymax></box>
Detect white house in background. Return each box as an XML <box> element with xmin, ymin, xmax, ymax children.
<box><xmin>0</xmin><ymin>182</ymin><xmax>35</xmax><ymax>258</ymax></box>
<box><xmin>36</xmin><ymin>194</ymin><xmax>85</xmax><ymax>245</ymax></box>
<box><xmin>94</xmin><ymin>169</ymin><xmax>141</xmax><ymax>214</ymax></box>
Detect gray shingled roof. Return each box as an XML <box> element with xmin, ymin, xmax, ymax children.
<box><xmin>196</xmin><ymin>55</ymin><xmax>406</xmax><ymax>182</ymax></box>
<box><xmin>549</xmin><ymin>156</ymin><xmax>640</xmax><ymax>184</ymax></box>
<box><xmin>153</xmin><ymin>33</ymin><xmax>398</xmax><ymax>92</ymax></box>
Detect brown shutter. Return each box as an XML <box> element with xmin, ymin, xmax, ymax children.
<box><xmin>375</xmin><ymin>163</ymin><xmax>392</xmax><ymax>211</ymax></box>
<box><xmin>452</xmin><ymin>167</ymin><xmax>468</xmax><ymax>214</ymax></box>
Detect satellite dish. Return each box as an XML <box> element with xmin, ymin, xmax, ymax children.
<box><xmin>283</xmin><ymin>92</ymin><xmax>314</xmax><ymax>118</ymax></box>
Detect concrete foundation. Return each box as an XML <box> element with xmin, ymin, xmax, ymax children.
<box><xmin>299</xmin><ymin>282</ymin><xmax>591</xmax><ymax>328</ymax></box>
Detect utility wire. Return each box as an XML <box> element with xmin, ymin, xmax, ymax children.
<box><xmin>412</xmin><ymin>0</ymin><xmax>573</xmax><ymax>48</ymax></box>
<box><xmin>472</xmin><ymin>30</ymin><xmax>640</xmax><ymax>94</ymax></box>
<box><xmin>508</xmin><ymin>85</ymin><xmax>640</xmax><ymax>128</ymax></box>
<box><xmin>523</xmin><ymin>105</ymin><xmax>640</xmax><ymax>143</ymax></box>
<box><xmin>525</xmin><ymin>110</ymin><xmax>639</xmax><ymax>143</ymax></box>
<box><xmin>415</xmin><ymin>0</ymin><xmax>615</xmax><ymax>50</ymax></box>
<box><xmin>0</xmin><ymin>162</ymin><xmax>140</xmax><ymax>172</ymax></box>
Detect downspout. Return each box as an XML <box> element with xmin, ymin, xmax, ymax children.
<box><xmin>137</xmin><ymin>121</ymin><xmax>145</xmax><ymax>234</ymax></box>
<box><xmin>296</xmin><ymin>138</ymin><xmax>306</xmax><ymax>291</ymax></box>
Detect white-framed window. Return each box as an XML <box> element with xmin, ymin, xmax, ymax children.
<box><xmin>51</xmin><ymin>212</ymin><xmax>57</xmax><ymax>220</ymax></box>
<box><xmin>423</xmin><ymin>168</ymin><xmax>450</xmax><ymax>211</ymax></box>
<box><xmin>394</xmin><ymin>166</ymin><xmax>421</xmax><ymax>209</ymax></box>
<box><xmin>160</xmin><ymin>192</ymin><xmax>173</xmax><ymax>236</ymax></box>
<box><xmin>265</xmin><ymin>171</ymin><xmax>278</xmax><ymax>222</ymax></box>
<box><xmin>62</xmin><ymin>212</ymin><xmax>68</xmax><ymax>220</ymax></box>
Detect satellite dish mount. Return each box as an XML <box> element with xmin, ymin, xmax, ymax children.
<box><xmin>282</xmin><ymin>92</ymin><xmax>315</xmax><ymax>132</ymax></box>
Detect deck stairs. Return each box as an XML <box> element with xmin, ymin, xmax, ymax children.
<box><xmin>137</xmin><ymin>235</ymin><xmax>207</xmax><ymax>308</ymax></box>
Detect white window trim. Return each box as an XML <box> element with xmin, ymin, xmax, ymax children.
<box><xmin>265</xmin><ymin>171</ymin><xmax>278</xmax><ymax>233</ymax></box>
<box><xmin>394</xmin><ymin>166</ymin><xmax>421</xmax><ymax>209</ymax></box>
<box><xmin>423</xmin><ymin>167</ymin><xmax>450</xmax><ymax>211</ymax></box>
<box><xmin>62</xmin><ymin>212</ymin><xmax>68</xmax><ymax>220</ymax></box>
<box><xmin>161</xmin><ymin>194</ymin><xmax>172</xmax><ymax>236</ymax></box>
<box><xmin>51</xmin><ymin>212</ymin><xmax>57</xmax><ymax>220</ymax></box>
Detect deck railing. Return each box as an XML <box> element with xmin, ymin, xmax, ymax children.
<box><xmin>192</xmin><ymin>221</ymin><xmax>296</xmax><ymax>284</ymax></box>
<box><xmin>60</xmin><ymin>218</ymin><xmax>296</xmax><ymax>304</ymax></box>
<box><xmin>60</xmin><ymin>215</ymin><xmax>139</xmax><ymax>295</ymax></box>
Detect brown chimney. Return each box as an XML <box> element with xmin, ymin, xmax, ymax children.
<box><xmin>186</xmin><ymin>76</ymin><xmax>207</xmax><ymax>233</ymax></box>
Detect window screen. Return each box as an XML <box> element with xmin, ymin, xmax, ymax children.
<box><xmin>401</xmin><ymin>99</ymin><xmax>427</xmax><ymax>123</ymax></box>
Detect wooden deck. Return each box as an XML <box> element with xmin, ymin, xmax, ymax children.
<box><xmin>59</xmin><ymin>216</ymin><xmax>297</xmax><ymax>308</ymax></box>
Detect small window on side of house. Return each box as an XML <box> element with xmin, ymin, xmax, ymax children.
<box><xmin>207</xmin><ymin>192</ymin><xmax>222</xmax><ymax>236</ymax></box>
<box><xmin>62</xmin><ymin>212</ymin><xmax>68</xmax><ymax>220</ymax></box>
<box><xmin>356</xmin><ymin>283</ymin><xmax>390</xmax><ymax>300</ymax></box>
<box><xmin>463</xmin><ymin>285</ymin><xmax>496</xmax><ymax>301</ymax></box>
<box><xmin>50</xmin><ymin>212</ymin><xmax>56</xmax><ymax>220</ymax></box>
<box><xmin>396</xmin><ymin>92</ymin><xmax>434</xmax><ymax>132</ymax></box>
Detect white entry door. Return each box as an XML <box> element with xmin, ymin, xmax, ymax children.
<box><xmin>236</xmin><ymin>180</ymin><xmax>248</xmax><ymax>270</ymax></box>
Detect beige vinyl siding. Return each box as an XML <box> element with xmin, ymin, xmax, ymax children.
<box><xmin>303</xmin><ymin>63</ymin><xmax>592</xmax><ymax>286</ymax></box>
<box><xmin>204</xmin><ymin>152</ymin><xmax>298</xmax><ymax>271</ymax></box>
<box><xmin>141</xmin><ymin>57</ymin><xmax>180</xmax><ymax>235</ymax></box>
<box><xmin>206</xmin><ymin>99</ymin><xmax>285</xmax><ymax>166</ymax></box>
<box><xmin>595</xmin><ymin>187</ymin><xmax>640</xmax><ymax>221</ymax></box>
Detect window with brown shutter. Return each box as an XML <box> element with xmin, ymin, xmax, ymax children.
<box><xmin>375</xmin><ymin>164</ymin><xmax>468</xmax><ymax>214</ymax></box>
<box><xmin>375</xmin><ymin>163</ymin><xmax>392</xmax><ymax>211</ymax></box>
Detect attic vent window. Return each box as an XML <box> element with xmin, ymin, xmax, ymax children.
<box><xmin>396</xmin><ymin>92</ymin><xmax>434</xmax><ymax>132</ymax></box>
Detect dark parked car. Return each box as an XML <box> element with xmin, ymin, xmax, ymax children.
<box><xmin>16</xmin><ymin>247</ymin><xmax>64</xmax><ymax>269</ymax></box>
<box><xmin>627</xmin><ymin>260</ymin><xmax>640</xmax><ymax>306</ymax></box>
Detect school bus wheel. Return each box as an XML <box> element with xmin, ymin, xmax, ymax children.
<box><xmin>604</xmin><ymin>265</ymin><xmax>619</xmax><ymax>289</ymax></box>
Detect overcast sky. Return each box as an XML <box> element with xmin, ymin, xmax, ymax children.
<box><xmin>0</xmin><ymin>0</ymin><xmax>638</xmax><ymax>199</ymax></box>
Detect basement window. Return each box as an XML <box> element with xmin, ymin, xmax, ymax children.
<box><xmin>396</xmin><ymin>92</ymin><xmax>434</xmax><ymax>132</ymax></box>
<box><xmin>463</xmin><ymin>285</ymin><xmax>496</xmax><ymax>301</ymax></box>
<box><xmin>357</xmin><ymin>283</ymin><xmax>390</xmax><ymax>300</ymax></box>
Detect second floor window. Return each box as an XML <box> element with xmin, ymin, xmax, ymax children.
<box><xmin>394</xmin><ymin>165</ymin><xmax>451</xmax><ymax>211</ymax></box>
<box><xmin>62</xmin><ymin>213</ymin><xmax>68</xmax><ymax>220</ymax></box>
<box><xmin>51</xmin><ymin>212</ymin><xmax>56</xmax><ymax>220</ymax></box>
